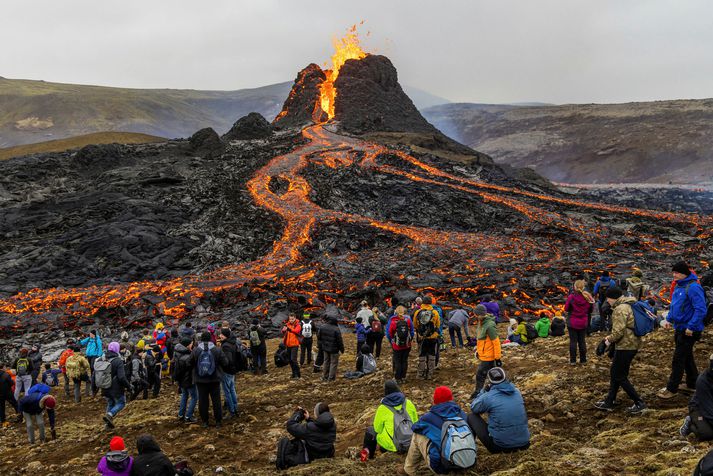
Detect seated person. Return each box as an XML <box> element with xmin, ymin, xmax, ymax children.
<box><xmin>132</xmin><ymin>434</ymin><xmax>176</xmax><ymax>475</ymax></box>
<box><xmin>361</xmin><ymin>380</ymin><xmax>418</xmax><ymax>459</ymax></box>
<box><xmin>534</xmin><ymin>315</ymin><xmax>551</xmax><ymax>338</ymax></box>
<box><xmin>345</xmin><ymin>345</ymin><xmax>378</xmax><ymax>379</ymax></box>
<box><xmin>681</xmin><ymin>354</ymin><xmax>713</xmax><ymax>441</ymax></box>
<box><xmin>550</xmin><ymin>312</ymin><xmax>566</xmax><ymax>337</ymax></box>
<box><xmin>511</xmin><ymin>317</ymin><xmax>528</xmax><ymax>345</ymax></box>
<box><xmin>279</xmin><ymin>402</ymin><xmax>336</xmax><ymax>468</ymax></box>
<box><xmin>468</xmin><ymin>367</ymin><xmax>530</xmax><ymax>453</ymax></box>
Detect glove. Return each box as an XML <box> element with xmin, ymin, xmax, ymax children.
<box><xmin>494</xmin><ymin>359</ymin><xmax>502</xmax><ymax>367</ymax></box>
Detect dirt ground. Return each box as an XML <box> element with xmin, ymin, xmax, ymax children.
<box><xmin>1</xmin><ymin>324</ymin><xmax>712</xmax><ymax>475</ymax></box>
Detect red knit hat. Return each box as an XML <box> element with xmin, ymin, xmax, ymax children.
<box><xmin>110</xmin><ymin>436</ymin><xmax>125</xmax><ymax>451</ymax></box>
<box><xmin>433</xmin><ymin>386</ymin><xmax>453</xmax><ymax>405</ymax></box>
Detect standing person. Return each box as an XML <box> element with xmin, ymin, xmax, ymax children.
<box><xmin>97</xmin><ymin>436</ymin><xmax>133</xmax><ymax>476</ymax></box>
<box><xmin>388</xmin><ymin>306</ymin><xmax>414</xmax><ymax>384</ymax></box>
<box><xmin>413</xmin><ymin>297</ymin><xmax>441</xmax><ymax>380</ymax></box>
<box><xmin>281</xmin><ymin>313</ymin><xmax>302</xmax><ymax>380</ymax></box>
<box><xmin>58</xmin><ymin>339</ymin><xmax>75</xmax><ymax>398</ymax></box>
<box><xmin>80</xmin><ymin>329</ymin><xmax>103</xmax><ymax>395</ymax></box>
<box><xmin>480</xmin><ymin>295</ymin><xmax>501</xmax><ymax>322</ymax></box>
<box><xmin>354</xmin><ymin>317</ymin><xmax>367</xmax><ymax>356</ymax></box>
<box><xmin>625</xmin><ymin>268</ymin><xmax>650</xmax><ymax>301</ymax></box>
<box><xmin>172</xmin><ymin>337</ymin><xmax>197</xmax><ymax>424</ymax></box>
<box><xmin>65</xmin><ymin>345</ymin><xmax>91</xmax><ymax>403</ymax></box>
<box><xmin>447</xmin><ymin>308</ymin><xmax>470</xmax><ymax>349</ymax></box>
<box><xmin>18</xmin><ymin>383</ymin><xmax>56</xmax><ymax>444</ymax></box>
<box><xmin>659</xmin><ymin>261</ymin><xmax>708</xmax><ymax>399</ymax></box>
<box><xmin>191</xmin><ymin>331</ymin><xmax>229</xmax><ymax>428</ymax></box>
<box><xmin>145</xmin><ymin>345</ymin><xmax>163</xmax><ymax>398</ymax></box>
<box><xmin>248</xmin><ymin>319</ymin><xmax>268</xmax><ymax>375</ymax></box>
<box><xmin>128</xmin><ymin>346</ymin><xmax>148</xmax><ymax>401</ymax></box>
<box><xmin>28</xmin><ymin>344</ymin><xmax>43</xmax><ymax>385</ymax></box>
<box><xmin>100</xmin><ymin>342</ymin><xmax>132</xmax><ymax>430</ymax></box>
<box><xmin>593</xmin><ymin>271</ymin><xmax>616</xmax><ymax>319</ymax></box>
<box><xmin>594</xmin><ymin>288</ymin><xmax>647</xmax><ymax>414</ymax></box>
<box><xmin>367</xmin><ymin>307</ymin><xmax>386</xmax><ymax>358</ymax></box>
<box><xmin>564</xmin><ymin>280</ymin><xmax>594</xmax><ymax>365</ymax></box>
<box><xmin>300</xmin><ymin>313</ymin><xmax>314</xmax><ymax>366</ymax></box>
<box><xmin>318</xmin><ymin>316</ymin><xmax>344</xmax><ymax>381</ymax></box>
<box><xmin>680</xmin><ymin>354</ymin><xmax>713</xmax><ymax>440</ymax></box>
<box><xmin>356</xmin><ymin>301</ymin><xmax>374</xmax><ymax>324</ymax></box>
<box><xmin>13</xmin><ymin>348</ymin><xmax>34</xmax><ymax>401</ymax></box>
<box><xmin>131</xmin><ymin>435</ymin><xmax>176</xmax><ymax>476</ymax></box>
<box><xmin>180</xmin><ymin>322</ymin><xmax>196</xmax><ymax>341</ymax></box>
<box><xmin>472</xmin><ymin>305</ymin><xmax>502</xmax><ymax>398</ymax></box>
<box><xmin>0</xmin><ymin>362</ymin><xmax>18</xmax><ymax>425</ymax></box>
<box><xmin>217</xmin><ymin>328</ymin><xmax>239</xmax><ymax>418</ymax></box>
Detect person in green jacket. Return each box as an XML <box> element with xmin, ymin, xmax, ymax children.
<box><xmin>534</xmin><ymin>316</ymin><xmax>551</xmax><ymax>338</ymax></box>
<box><xmin>361</xmin><ymin>380</ymin><xmax>418</xmax><ymax>460</ymax></box>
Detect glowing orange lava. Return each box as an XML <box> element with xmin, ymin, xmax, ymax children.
<box><xmin>318</xmin><ymin>24</ymin><xmax>367</xmax><ymax>119</ymax></box>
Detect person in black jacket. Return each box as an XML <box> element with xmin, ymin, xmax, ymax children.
<box><xmin>130</xmin><ymin>434</ymin><xmax>175</xmax><ymax>476</ymax></box>
<box><xmin>191</xmin><ymin>331</ymin><xmax>229</xmax><ymax>428</ymax></box>
<box><xmin>286</xmin><ymin>402</ymin><xmax>337</xmax><ymax>461</ymax></box>
<box><xmin>248</xmin><ymin>319</ymin><xmax>268</xmax><ymax>375</ymax></box>
<box><xmin>102</xmin><ymin>342</ymin><xmax>132</xmax><ymax>430</ymax></box>
<box><xmin>318</xmin><ymin>317</ymin><xmax>344</xmax><ymax>381</ymax></box>
<box><xmin>28</xmin><ymin>344</ymin><xmax>43</xmax><ymax>385</ymax></box>
<box><xmin>172</xmin><ymin>337</ymin><xmax>197</xmax><ymax>423</ymax></box>
<box><xmin>0</xmin><ymin>363</ymin><xmax>18</xmax><ymax>424</ymax></box>
<box><xmin>218</xmin><ymin>328</ymin><xmax>239</xmax><ymax>418</ymax></box>
<box><xmin>681</xmin><ymin>354</ymin><xmax>713</xmax><ymax>440</ymax></box>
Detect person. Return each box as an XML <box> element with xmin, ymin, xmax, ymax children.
<box><xmin>80</xmin><ymin>329</ymin><xmax>104</xmax><ymax>395</ymax></box>
<box><xmin>0</xmin><ymin>362</ymin><xmax>18</xmax><ymax>425</ymax></box>
<box><xmin>430</xmin><ymin>297</ymin><xmax>445</xmax><ymax>369</ymax></box>
<box><xmin>472</xmin><ymin>304</ymin><xmax>502</xmax><ymax>397</ymax></box>
<box><xmin>413</xmin><ymin>296</ymin><xmax>441</xmax><ymax>380</ymax></box>
<box><xmin>658</xmin><ymin>261</ymin><xmax>708</xmax><ymax>399</ymax></box>
<box><xmin>511</xmin><ymin>317</ymin><xmax>528</xmax><ymax>346</ymax></box>
<box><xmin>101</xmin><ymin>342</ymin><xmax>132</xmax><ymax>430</ymax></box>
<box><xmin>355</xmin><ymin>317</ymin><xmax>367</xmax><ymax>356</ymax></box>
<box><xmin>66</xmin><ymin>344</ymin><xmax>91</xmax><ymax>402</ymax></box>
<box><xmin>680</xmin><ymin>354</ymin><xmax>713</xmax><ymax>440</ymax></box>
<box><xmin>18</xmin><ymin>383</ymin><xmax>56</xmax><ymax>444</ymax></box>
<box><xmin>318</xmin><ymin>316</ymin><xmax>344</xmax><ymax>381</ymax></box>
<box><xmin>625</xmin><ymin>268</ymin><xmax>650</xmax><ymax>301</ymax></box>
<box><xmin>128</xmin><ymin>346</ymin><xmax>148</xmax><ymax>401</ymax></box>
<box><xmin>534</xmin><ymin>315</ymin><xmax>551</xmax><ymax>338</ymax></box>
<box><xmin>248</xmin><ymin>318</ymin><xmax>268</xmax><ymax>375</ymax></box>
<box><xmin>361</xmin><ymin>379</ymin><xmax>418</xmax><ymax>460</ymax></box>
<box><xmin>58</xmin><ymin>339</ymin><xmax>76</xmax><ymax>398</ymax></box>
<box><xmin>345</xmin><ymin>344</ymin><xmax>377</xmax><ymax>379</ymax></box>
<box><xmin>565</xmin><ymin>280</ymin><xmax>594</xmax><ymax>364</ymax></box>
<box><xmin>172</xmin><ymin>337</ymin><xmax>197</xmax><ymax>424</ymax></box>
<box><xmin>594</xmin><ymin>287</ymin><xmax>647</xmax><ymax>414</ymax></box>
<box><xmin>217</xmin><ymin>328</ymin><xmax>239</xmax><ymax>418</ymax></box>
<box><xmin>366</xmin><ymin>307</ymin><xmax>386</xmax><ymax>358</ymax></box>
<box><xmin>285</xmin><ymin>402</ymin><xmax>337</xmax><ymax>462</ymax></box>
<box><xmin>282</xmin><ymin>313</ymin><xmax>302</xmax><ymax>380</ymax></box>
<box><xmin>97</xmin><ymin>435</ymin><xmax>133</xmax><ymax>476</ymax></box>
<box><xmin>404</xmin><ymin>386</ymin><xmax>476</xmax><ymax>474</ymax></box>
<box><xmin>299</xmin><ymin>313</ymin><xmax>314</xmax><ymax>366</ymax></box>
<box><xmin>152</xmin><ymin>323</ymin><xmax>167</xmax><ymax>351</ymax></box>
<box><xmin>28</xmin><ymin>344</ymin><xmax>43</xmax><ymax>385</ymax></box>
<box><xmin>388</xmin><ymin>306</ymin><xmax>414</xmax><ymax>383</ymax></box>
<box><xmin>593</xmin><ymin>271</ymin><xmax>617</xmax><ymax>319</ymax></box>
<box><xmin>180</xmin><ymin>322</ymin><xmax>196</xmax><ymax>341</ymax></box>
<box><xmin>191</xmin><ymin>331</ymin><xmax>229</xmax><ymax>428</ymax></box>
<box><xmin>447</xmin><ymin>308</ymin><xmax>470</xmax><ymax>348</ymax></box>
<box><xmin>130</xmin><ymin>434</ymin><xmax>176</xmax><ymax>476</ymax></box>
<box><xmin>480</xmin><ymin>295</ymin><xmax>501</xmax><ymax>322</ymax></box>
<box><xmin>550</xmin><ymin>312</ymin><xmax>566</xmax><ymax>337</ymax></box>
<box><xmin>356</xmin><ymin>300</ymin><xmax>374</xmax><ymax>324</ymax></box>
<box><xmin>144</xmin><ymin>345</ymin><xmax>163</xmax><ymax>398</ymax></box>
<box><xmin>13</xmin><ymin>348</ymin><xmax>34</xmax><ymax>401</ymax></box>
<box><xmin>468</xmin><ymin>367</ymin><xmax>530</xmax><ymax>453</ymax></box>
<box><xmin>41</xmin><ymin>363</ymin><xmax>61</xmax><ymax>387</ymax></box>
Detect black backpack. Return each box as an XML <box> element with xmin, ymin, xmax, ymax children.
<box><xmin>416</xmin><ymin>309</ymin><xmax>435</xmax><ymax>337</ymax></box>
<box><xmin>695</xmin><ymin>448</ymin><xmax>713</xmax><ymax>476</ymax></box>
<box><xmin>274</xmin><ymin>345</ymin><xmax>290</xmax><ymax>368</ymax></box>
<box><xmin>395</xmin><ymin>319</ymin><xmax>410</xmax><ymax>346</ymax></box>
<box><xmin>525</xmin><ymin>323</ymin><xmax>538</xmax><ymax>341</ymax></box>
<box><xmin>276</xmin><ymin>437</ymin><xmax>308</xmax><ymax>470</ymax></box>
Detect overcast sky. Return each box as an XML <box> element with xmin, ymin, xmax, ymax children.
<box><xmin>2</xmin><ymin>0</ymin><xmax>712</xmax><ymax>104</ymax></box>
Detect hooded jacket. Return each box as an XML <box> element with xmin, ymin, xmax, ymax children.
<box><xmin>593</xmin><ymin>276</ymin><xmax>616</xmax><ymax>302</ymax></box>
<box><xmin>534</xmin><ymin>317</ymin><xmax>551</xmax><ymax>338</ymax></box>
<box><xmin>476</xmin><ymin>315</ymin><xmax>501</xmax><ymax>361</ymax></box>
<box><xmin>565</xmin><ymin>292</ymin><xmax>592</xmax><ymax>330</ymax></box>
<box><xmin>318</xmin><ymin>320</ymin><xmax>344</xmax><ymax>354</ymax></box>
<box><xmin>667</xmin><ymin>274</ymin><xmax>707</xmax><ymax>332</ymax></box>
<box><xmin>130</xmin><ymin>435</ymin><xmax>175</xmax><ymax>476</ymax></box>
<box><xmin>481</xmin><ymin>301</ymin><xmax>501</xmax><ymax>320</ymax></box>
<box><xmin>447</xmin><ymin>309</ymin><xmax>469</xmax><ymax>328</ymax></box>
<box><xmin>220</xmin><ymin>335</ymin><xmax>240</xmax><ymax>375</ymax></box>
<box><xmin>690</xmin><ymin>368</ymin><xmax>713</xmax><ymax>422</ymax></box>
<box><xmin>102</xmin><ymin>350</ymin><xmax>131</xmax><ymax>398</ymax></box>
<box><xmin>18</xmin><ymin>384</ymin><xmax>55</xmax><ymax>428</ymax></box>
<box><xmin>171</xmin><ymin>344</ymin><xmax>193</xmax><ymax>388</ymax></box>
<box><xmin>80</xmin><ymin>335</ymin><xmax>103</xmax><ymax>358</ymax></box>
<box><xmin>471</xmin><ymin>381</ymin><xmax>530</xmax><ymax>448</ymax></box>
<box><xmin>190</xmin><ymin>341</ymin><xmax>229</xmax><ymax>384</ymax></box>
<box><xmin>286</xmin><ymin>409</ymin><xmax>337</xmax><ymax>460</ymax></box>
<box><xmin>625</xmin><ymin>277</ymin><xmax>649</xmax><ymax>301</ymax></box>
<box><xmin>282</xmin><ymin>320</ymin><xmax>302</xmax><ymax>348</ymax></box>
<box><xmin>413</xmin><ymin>305</ymin><xmax>441</xmax><ymax>340</ymax></box>
<box><xmin>373</xmin><ymin>392</ymin><xmax>419</xmax><ymax>452</ymax></box>
<box><xmin>97</xmin><ymin>450</ymin><xmax>133</xmax><ymax>476</ymax></box>
<box><xmin>607</xmin><ymin>296</ymin><xmax>641</xmax><ymax>351</ymax></box>
<box><xmin>550</xmin><ymin>316</ymin><xmax>566</xmax><ymax>336</ymax></box>
<box><xmin>411</xmin><ymin>401</ymin><xmax>468</xmax><ymax>474</ymax></box>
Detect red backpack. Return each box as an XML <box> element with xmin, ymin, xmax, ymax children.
<box><xmin>371</xmin><ymin>319</ymin><xmax>383</xmax><ymax>333</ymax></box>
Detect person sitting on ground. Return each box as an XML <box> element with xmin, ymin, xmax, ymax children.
<box><xmin>511</xmin><ymin>317</ymin><xmax>528</xmax><ymax>346</ymax></box>
<box><xmin>534</xmin><ymin>314</ymin><xmax>551</xmax><ymax>338</ymax></box>
<box><xmin>468</xmin><ymin>367</ymin><xmax>530</xmax><ymax>453</ymax></box>
<box><xmin>680</xmin><ymin>354</ymin><xmax>713</xmax><ymax>440</ymax></box>
<box><xmin>345</xmin><ymin>344</ymin><xmax>378</xmax><ymax>379</ymax></box>
<box><xmin>286</xmin><ymin>402</ymin><xmax>337</xmax><ymax>462</ymax></box>
<box><xmin>130</xmin><ymin>434</ymin><xmax>176</xmax><ymax>476</ymax></box>
<box><xmin>472</xmin><ymin>305</ymin><xmax>502</xmax><ymax>398</ymax></box>
<box><xmin>361</xmin><ymin>379</ymin><xmax>418</xmax><ymax>460</ymax></box>
<box><xmin>404</xmin><ymin>386</ymin><xmax>476</xmax><ymax>475</ymax></box>
<box><xmin>550</xmin><ymin>312</ymin><xmax>566</xmax><ymax>337</ymax></box>
<box><xmin>97</xmin><ymin>435</ymin><xmax>133</xmax><ymax>476</ymax></box>
<box><xmin>18</xmin><ymin>383</ymin><xmax>56</xmax><ymax>444</ymax></box>
<box><xmin>41</xmin><ymin>363</ymin><xmax>62</xmax><ymax>387</ymax></box>
<box><xmin>505</xmin><ymin>318</ymin><xmax>518</xmax><ymax>342</ymax></box>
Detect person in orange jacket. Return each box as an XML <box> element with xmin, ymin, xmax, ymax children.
<box><xmin>471</xmin><ymin>305</ymin><xmax>503</xmax><ymax>399</ymax></box>
<box><xmin>282</xmin><ymin>313</ymin><xmax>303</xmax><ymax>379</ymax></box>
<box><xmin>57</xmin><ymin>339</ymin><xmax>75</xmax><ymax>398</ymax></box>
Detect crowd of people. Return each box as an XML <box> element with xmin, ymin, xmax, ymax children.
<box><xmin>0</xmin><ymin>260</ymin><xmax>711</xmax><ymax>474</ymax></box>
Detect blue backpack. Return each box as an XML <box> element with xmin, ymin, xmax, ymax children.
<box><xmin>197</xmin><ymin>343</ymin><xmax>216</xmax><ymax>377</ymax></box>
<box><xmin>629</xmin><ymin>301</ymin><xmax>657</xmax><ymax>337</ymax></box>
<box><xmin>439</xmin><ymin>418</ymin><xmax>477</xmax><ymax>470</ymax></box>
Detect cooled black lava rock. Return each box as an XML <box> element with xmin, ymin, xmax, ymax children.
<box><xmin>223</xmin><ymin>112</ymin><xmax>273</xmax><ymax>141</ymax></box>
<box><xmin>272</xmin><ymin>64</ymin><xmax>327</xmax><ymax>129</ymax></box>
<box><xmin>189</xmin><ymin>127</ymin><xmax>224</xmax><ymax>157</ymax></box>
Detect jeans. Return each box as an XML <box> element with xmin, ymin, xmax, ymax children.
<box><xmin>392</xmin><ymin>348</ymin><xmax>410</xmax><ymax>380</ymax></box>
<box><xmin>197</xmin><ymin>381</ymin><xmax>222</xmax><ymax>424</ymax></box>
<box><xmin>323</xmin><ymin>352</ymin><xmax>340</xmax><ymax>380</ymax></box>
<box><xmin>221</xmin><ymin>374</ymin><xmax>238</xmax><ymax>414</ymax></box>
<box><xmin>568</xmin><ymin>328</ymin><xmax>587</xmax><ymax>363</ymax></box>
<box><xmin>288</xmin><ymin>346</ymin><xmax>300</xmax><ymax>378</ymax></box>
<box><xmin>449</xmin><ymin>324</ymin><xmax>464</xmax><ymax>348</ymax></box>
<box><xmin>605</xmin><ymin>350</ymin><xmax>641</xmax><ymax>405</ymax></box>
<box><xmin>23</xmin><ymin>412</ymin><xmax>45</xmax><ymax>444</ymax></box>
<box><xmin>467</xmin><ymin>413</ymin><xmax>529</xmax><ymax>454</ymax></box>
<box><xmin>300</xmin><ymin>337</ymin><xmax>313</xmax><ymax>365</ymax></box>
<box><xmin>667</xmin><ymin>330</ymin><xmax>701</xmax><ymax>392</ymax></box>
<box><xmin>105</xmin><ymin>394</ymin><xmax>126</xmax><ymax>418</ymax></box>
<box><xmin>178</xmin><ymin>385</ymin><xmax>198</xmax><ymax>419</ymax></box>
<box><xmin>14</xmin><ymin>375</ymin><xmax>32</xmax><ymax>401</ymax></box>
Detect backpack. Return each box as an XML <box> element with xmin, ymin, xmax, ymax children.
<box><xmin>274</xmin><ymin>345</ymin><xmax>290</xmax><ymax>368</ymax></box>
<box><xmin>387</xmin><ymin>404</ymin><xmax>413</xmax><ymax>453</ymax></box>
<box><xmin>629</xmin><ymin>301</ymin><xmax>657</xmax><ymax>337</ymax></box>
<box><xmin>439</xmin><ymin>418</ymin><xmax>477</xmax><ymax>470</ymax></box>
<box><xmin>197</xmin><ymin>343</ymin><xmax>216</xmax><ymax>378</ymax></box>
<box><xmin>395</xmin><ymin>319</ymin><xmax>410</xmax><ymax>346</ymax></box>
<box><xmin>362</xmin><ymin>354</ymin><xmax>377</xmax><ymax>374</ymax></box>
<box><xmin>371</xmin><ymin>319</ymin><xmax>383</xmax><ymax>333</ymax></box>
<box><xmin>302</xmin><ymin>321</ymin><xmax>313</xmax><ymax>338</ymax></box>
<box><xmin>132</xmin><ymin>357</ymin><xmax>146</xmax><ymax>382</ymax></box>
<box><xmin>695</xmin><ymin>448</ymin><xmax>713</xmax><ymax>476</ymax></box>
<box><xmin>94</xmin><ymin>357</ymin><xmax>115</xmax><ymax>389</ymax></box>
<box><xmin>417</xmin><ymin>309</ymin><xmax>435</xmax><ymax>336</ymax></box>
<box><xmin>598</xmin><ymin>280</ymin><xmax>611</xmax><ymax>302</ymax></box>
<box><xmin>236</xmin><ymin>344</ymin><xmax>251</xmax><ymax>372</ymax></box>
<box><xmin>685</xmin><ymin>284</ymin><xmax>713</xmax><ymax>327</ymax></box>
<box><xmin>16</xmin><ymin>358</ymin><xmax>30</xmax><ymax>377</ymax></box>
<box><xmin>525</xmin><ymin>323</ymin><xmax>538</xmax><ymax>341</ymax></box>
<box><xmin>249</xmin><ymin>328</ymin><xmax>262</xmax><ymax>347</ymax></box>
<box><xmin>276</xmin><ymin>437</ymin><xmax>308</xmax><ymax>470</ymax></box>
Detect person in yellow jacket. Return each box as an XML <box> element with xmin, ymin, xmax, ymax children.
<box><xmin>471</xmin><ymin>305</ymin><xmax>502</xmax><ymax>398</ymax></box>
<box><xmin>361</xmin><ymin>380</ymin><xmax>419</xmax><ymax>460</ymax></box>
<box><xmin>65</xmin><ymin>345</ymin><xmax>91</xmax><ymax>403</ymax></box>
<box><xmin>413</xmin><ymin>296</ymin><xmax>441</xmax><ymax>380</ymax></box>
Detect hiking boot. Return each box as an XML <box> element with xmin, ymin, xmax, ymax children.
<box><xmin>177</xmin><ymin>415</ymin><xmax>185</xmax><ymax>422</ymax></box>
<box><xmin>680</xmin><ymin>416</ymin><xmax>692</xmax><ymax>437</ymax></box>
<box><xmin>657</xmin><ymin>388</ymin><xmax>677</xmax><ymax>399</ymax></box>
<box><xmin>215</xmin><ymin>421</ymin><xmax>222</xmax><ymax>428</ymax></box>
<box><xmin>594</xmin><ymin>401</ymin><xmax>615</xmax><ymax>412</ymax></box>
<box><xmin>102</xmin><ymin>413</ymin><xmax>115</xmax><ymax>429</ymax></box>
<box><xmin>626</xmin><ymin>401</ymin><xmax>647</xmax><ymax>415</ymax></box>
<box><xmin>569</xmin><ymin>361</ymin><xmax>576</xmax><ymax>366</ymax></box>
<box><xmin>201</xmin><ymin>421</ymin><xmax>209</xmax><ymax>428</ymax></box>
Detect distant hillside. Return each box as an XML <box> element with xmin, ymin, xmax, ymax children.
<box><xmin>423</xmin><ymin>100</ymin><xmax>713</xmax><ymax>184</ymax></box>
<box><xmin>0</xmin><ymin>77</ymin><xmax>447</xmax><ymax>148</ymax></box>
<box><xmin>0</xmin><ymin>132</ymin><xmax>165</xmax><ymax>161</ymax></box>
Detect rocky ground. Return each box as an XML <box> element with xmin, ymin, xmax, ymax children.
<box><xmin>1</xmin><ymin>328</ymin><xmax>711</xmax><ymax>475</ymax></box>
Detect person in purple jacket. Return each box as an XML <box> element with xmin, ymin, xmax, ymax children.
<box><xmin>97</xmin><ymin>436</ymin><xmax>133</xmax><ymax>476</ymax></box>
<box><xmin>480</xmin><ymin>295</ymin><xmax>502</xmax><ymax>322</ymax></box>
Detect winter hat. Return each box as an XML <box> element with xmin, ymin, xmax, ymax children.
<box><xmin>422</xmin><ymin>296</ymin><xmax>433</xmax><ymax>305</ymax></box>
<box><xmin>313</xmin><ymin>402</ymin><xmax>329</xmax><ymax>418</ymax></box>
<box><xmin>433</xmin><ymin>386</ymin><xmax>453</xmax><ymax>405</ymax></box>
<box><xmin>136</xmin><ymin>340</ymin><xmax>145</xmax><ymax>350</ymax></box>
<box><xmin>120</xmin><ymin>331</ymin><xmax>129</xmax><ymax>341</ymax></box>
<box><xmin>672</xmin><ymin>261</ymin><xmax>691</xmax><ymax>276</ymax></box>
<box><xmin>40</xmin><ymin>395</ymin><xmax>56</xmax><ymax>410</ymax></box>
<box><xmin>474</xmin><ymin>305</ymin><xmax>487</xmax><ymax>316</ymax></box>
<box><xmin>19</xmin><ymin>348</ymin><xmax>29</xmax><ymax>357</ymax></box>
<box><xmin>110</xmin><ymin>436</ymin><xmax>125</xmax><ymax>451</ymax></box>
<box><xmin>252</xmin><ymin>318</ymin><xmax>259</xmax><ymax>325</ymax></box>
<box><xmin>361</xmin><ymin>343</ymin><xmax>371</xmax><ymax>354</ymax></box>
<box><xmin>384</xmin><ymin>379</ymin><xmax>401</xmax><ymax>396</ymax></box>
<box><xmin>605</xmin><ymin>287</ymin><xmax>623</xmax><ymax>300</ymax></box>
<box><xmin>108</xmin><ymin>342</ymin><xmax>120</xmax><ymax>354</ymax></box>
<box><xmin>201</xmin><ymin>331</ymin><xmax>212</xmax><ymax>342</ymax></box>
<box><xmin>220</xmin><ymin>328</ymin><xmax>231</xmax><ymax>338</ymax></box>
<box><xmin>155</xmin><ymin>322</ymin><xmax>165</xmax><ymax>330</ymax></box>
<box><xmin>180</xmin><ymin>337</ymin><xmax>192</xmax><ymax>347</ymax></box>
<box><xmin>554</xmin><ymin>311</ymin><xmax>563</xmax><ymax>318</ymax></box>
<box><xmin>487</xmin><ymin>367</ymin><xmax>506</xmax><ymax>385</ymax></box>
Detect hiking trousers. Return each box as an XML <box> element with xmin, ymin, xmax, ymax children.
<box><xmin>197</xmin><ymin>381</ymin><xmax>222</xmax><ymax>424</ymax></box>
<box><xmin>474</xmin><ymin>360</ymin><xmax>496</xmax><ymax>395</ymax></box>
<box><xmin>392</xmin><ymin>348</ymin><xmax>410</xmax><ymax>380</ymax></box>
<box><xmin>449</xmin><ymin>324</ymin><xmax>464</xmax><ymax>348</ymax></box>
<box><xmin>251</xmin><ymin>344</ymin><xmax>267</xmax><ymax>373</ymax></box>
<box><xmin>63</xmin><ymin>372</ymin><xmax>71</xmax><ymax>397</ymax></box>
<box><xmin>568</xmin><ymin>328</ymin><xmax>587</xmax><ymax>363</ymax></box>
<box><xmin>0</xmin><ymin>392</ymin><xmax>18</xmax><ymax>422</ymax></box>
<box><xmin>667</xmin><ymin>330</ymin><xmax>701</xmax><ymax>392</ymax></box>
<box><xmin>14</xmin><ymin>375</ymin><xmax>32</xmax><ymax>401</ymax></box>
<box><xmin>323</xmin><ymin>352</ymin><xmax>340</xmax><ymax>380</ymax></box>
<box><xmin>288</xmin><ymin>346</ymin><xmax>300</xmax><ymax>378</ymax></box>
<box><xmin>366</xmin><ymin>333</ymin><xmax>384</xmax><ymax>358</ymax></box>
<box><xmin>299</xmin><ymin>337</ymin><xmax>313</xmax><ymax>365</ymax></box>
<box><xmin>72</xmin><ymin>376</ymin><xmax>91</xmax><ymax>402</ymax></box>
<box><xmin>690</xmin><ymin>410</ymin><xmax>713</xmax><ymax>441</ymax></box>
<box><xmin>23</xmin><ymin>412</ymin><xmax>45</xmax><ymax>444</ymax></box>
<box><xmin>467</xmin><ymin>413</ymin><xmax>530</xmax><ymax>454</ymax></box>
<box><xmin>605</xmin><ymin>350</ymin><xmax>642</xmax><ymax>405</ymax></box>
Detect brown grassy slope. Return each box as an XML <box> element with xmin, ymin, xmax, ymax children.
<box><xmin>0</xmin><ymin>132</ymin><xmax>166</xmax><ymax>161</ymax></box>
<box><xmin>0</xmin><ymin>327</ymin><xmax>710</xmax><ymax>475</ymax></box>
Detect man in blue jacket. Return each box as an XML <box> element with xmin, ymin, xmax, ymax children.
<box><xmin>79</xmin><ymin>329</ymin><xmax>103</xmax><ymax>395</ymax></box>
<box><xmin>468</xmin><ymin>367</ymin><xmax>530</xmax><ymax>453</ymax></box>
<box><xmin>659</xmin><ymin>261</ymin><xmax>708</xmax><ymax>399</ymax></box>
<box><xmin>18</xmin><ymin>383</ymin><xmax>56</xmax><ymax>444</ymax></box>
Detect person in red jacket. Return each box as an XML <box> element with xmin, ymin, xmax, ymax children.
<box><xmin>282</xmin><ymin>313</ymin><xmax>303</xmax><ymax>380</ymax></box>
<box><xmin>564</xmin><ymin>280</ymin><xmax>594</xmax><ymax>365</ymax></box>
<box><xmin>387</xmin><ymin>306</ymin><xmax>415</xmax><ymax>384</ymax></box>
<box><xmin>57</xmin><ymin>339</ymin><xmax>75</xmax><ymax>398</ymax></box>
